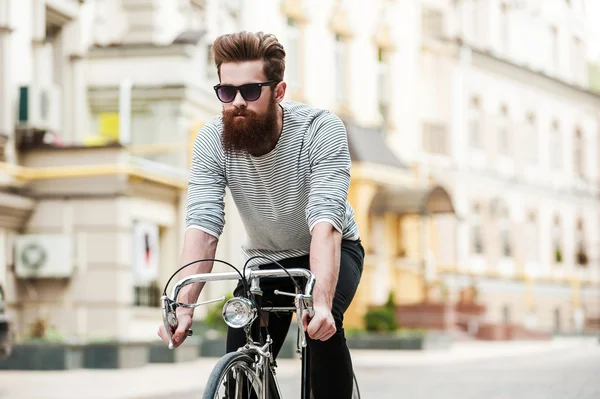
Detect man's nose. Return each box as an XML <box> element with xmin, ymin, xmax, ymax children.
<box><xmin>231</xmin><ymin>90</ymin><xmax>247</xmax><ymax>108</ymax></box>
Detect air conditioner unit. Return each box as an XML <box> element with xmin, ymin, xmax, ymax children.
<box><xmin>14</xmin><ymin>235</ymin><xmax>73</xmax><ymax>279</ymax></box>
<box><xmin>17</xmin><ymin>84</ymin><xmax>62</xmax><ymax>132</ymax></box>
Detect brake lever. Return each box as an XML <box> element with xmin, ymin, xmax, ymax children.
<box><xmin>162</xmin><ymin>296</ymin><xmax>225</xmax><ymax>349</ymax></box>
<box><xmin>274</xmin><ymin>290</ymin><xmax>313</xmax><ymax>348</ymax></box>
<box><xmin>161</xmin><ymin>295</ymin><xmax>177</xmax><ymax>350</ymax></box>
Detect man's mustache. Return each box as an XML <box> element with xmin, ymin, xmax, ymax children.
<box><xmin>226</xmin><ymin>107</ymin><xmax>254</xmax><ymax>117</ymax></box>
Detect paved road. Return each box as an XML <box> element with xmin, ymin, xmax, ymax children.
<box><xmin>1</xmin><ymin>340</ymin><xmax>597</xmax><ymax>398</ymax></box>
<box><xmin>322</xmin><ymin>346</ymin><xmax>599</xmax><ymax>399</ymax></box>
<box><xmin>168</xmin><ymin>342</ymin><xmax>600</xmax><ymax>399</ymax></box>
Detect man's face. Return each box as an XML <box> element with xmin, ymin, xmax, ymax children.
<box><xmin>218</xmin><ymin>60</ymin><xmax>286</xmax><ymax>155</ymax></box>
<box><xmin>219</xmin><ymin>60</ymin><xmax>274</xmax><ymax>116</ymax></box>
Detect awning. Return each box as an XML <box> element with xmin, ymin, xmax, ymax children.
<box><xmin>343</xmin><ymin>119</ymin><xmax>408</xmax><ymax>170</ymax></box>
<box><xmin>342</xmin><ymin>119</ymin><xmax>455</xmax><ymax>217</ymax></box>
<box><xmin>370</xmin><ymin>185</ymin><xmax>455</xmax><ymax>215</ymax></box>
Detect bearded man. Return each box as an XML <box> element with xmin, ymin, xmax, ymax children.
<box><xmin>157</xmin><ymin>31</ymin><xmax>364</xmax><ymax>399</ymax></box>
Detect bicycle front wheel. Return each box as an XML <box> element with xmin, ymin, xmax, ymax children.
<box><xmin>202</xmin><ymin>351</ymin><xmax>270</xmax><ymax>399</ymax></box>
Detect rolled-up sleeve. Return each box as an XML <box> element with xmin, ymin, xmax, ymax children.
<box><xmin>185</xmin><ymin>122</ymin><xmax>226</xmax><ymax>238</ymax></box>
<box><xmin>305</xmin><ymin>113</ymin><xmax>351</xmax><ymax>234</ymax></box>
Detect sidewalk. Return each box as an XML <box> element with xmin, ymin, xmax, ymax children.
<box><xmin>0</xmin><ymin>337</ymin><xmax>596</xmax><ymax>399</ymax></box>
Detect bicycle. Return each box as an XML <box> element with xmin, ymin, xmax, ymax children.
<box><xmin>161</xmin><ymin>256</ymin><xmax>361</xmax><ymax>399</ymax></box>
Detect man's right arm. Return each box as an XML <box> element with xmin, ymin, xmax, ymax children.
<box><xmin>158</xmin><ymin>122</ymin><xmax>226</xmax><ymax>347</ymax></box>
<box><xmin>162</xmin><ymin>228</ymin><xmax>218</xmax><ymax>347</ymax></box>
<box><xmin>176</xmin><ymin>227</ymin><xmax>219</xmax><ymax>315</ymax></box>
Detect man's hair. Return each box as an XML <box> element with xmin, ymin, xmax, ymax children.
<box><xmin>213</xmin><ymin>31</ymin><xmax>286</xmax><ymax>82</ymax></box>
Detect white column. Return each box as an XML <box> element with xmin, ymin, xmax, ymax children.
<box><xmin>0</xmin><ymin>0</ymin><xmax>15</xmax><ymax>162</ymax></box>
<box><xmin>61</xmin><ymin>9</ymin><xmax>87</xmax><ymax>144</ymax></box>
<box><xmin>31</xmin><ymin>0</ymin><xmax>45</xmax><ymax>85</ymax></box>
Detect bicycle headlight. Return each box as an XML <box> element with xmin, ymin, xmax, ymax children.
<box><xmin>222</xmin><ymin>297</ymin><xmax>256</xmax><ymax>329</ymax></box>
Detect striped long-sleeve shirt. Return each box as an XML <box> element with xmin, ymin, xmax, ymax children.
<box><xmin>185</xmin><ymin>101</ymin><xmax>360</xmax><ymax>266</ymax></box>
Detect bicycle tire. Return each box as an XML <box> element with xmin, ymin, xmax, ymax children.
<box><xmin>202</xmin><ymin>351</ymin><xmax>280</xmax><ymax>399</ymax></box>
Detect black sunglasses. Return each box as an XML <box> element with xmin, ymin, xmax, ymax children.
<box><xmin>213</xmin><ymin>80</ymin><xmax>278</xmax><ymax>103</ymax></box>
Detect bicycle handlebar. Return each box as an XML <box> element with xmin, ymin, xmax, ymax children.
<box><xmin>161</xmin><ymin>267</ymin><xmax>316</xmax><ymax>350</ymax></box>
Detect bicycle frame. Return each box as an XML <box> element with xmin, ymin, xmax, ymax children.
<box><xmin>162</xmin><ymin>267</ymin><xmax>316</xmax><ymax>399</ymax></box>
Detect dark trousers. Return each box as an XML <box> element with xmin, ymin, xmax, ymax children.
<box><xmin>226</xmin><ymin>239</ymin><xmax>365</xmax><ymax>399</ymax></box>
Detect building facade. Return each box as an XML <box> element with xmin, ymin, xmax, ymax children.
<box><xmin>408</xmin><ymin>0</ymin><xmax>600</xmax><ymax>333</ymax></box>
<box><xmin>0</xmin><ymin>0</ymin><xmax>598</xmax><ymax>343</ymax></box>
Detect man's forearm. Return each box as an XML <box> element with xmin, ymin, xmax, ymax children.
<box><xmin>310</xmin><ymin>222</ymin><xmax>342</xmax><ymax>309</ymax></box>
<box><xmin>177</xmin><ymin>228</ymin><xmax>219</xmax><ymax>312</ymax></box>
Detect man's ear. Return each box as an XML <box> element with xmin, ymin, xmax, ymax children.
<box><xmin>274</xmin><ymin>81</ymin><xmax>287</xmax><ymax>103</ymax></box>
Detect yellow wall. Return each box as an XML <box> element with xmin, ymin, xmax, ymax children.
<box><xmin>345</xmin><ymin>178</ymin><xmax>427</xmax><ymax>328</ymax></box>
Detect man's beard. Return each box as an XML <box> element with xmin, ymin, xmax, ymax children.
<box><xmin>222</xmin><ymin>96</ymin><xmax>280</xmax><ymax>157</ymax></box>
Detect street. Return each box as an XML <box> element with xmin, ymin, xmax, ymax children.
<box><xmin>152</xmin><ymin>339</ymin><xmax>600</xmax><ymax>399</ymax></box>
<box><xmin>0</xmin><ymin>339</ymin><xmax>598</xmax><ymax>398</ymax></box>
<box><xmin>311</xmin><ymin>344</ymin><xmax>600</xmax><ymax>399</ymax></box>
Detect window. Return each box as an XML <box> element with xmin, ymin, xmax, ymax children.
<box><xmin>422</xmin><ymin>122</ymin><xmax>448</xmax><ymax>155</ymax></box>
<box><xmin>500</xmin><ymin>3</ymin><xmax>509</xmax><ymax>52</ymax></box>
<box><xmin>499</xmin><ymin>206</ymin><xmax>511</xmax><ymax>258</ymax></box>
<box><xmin>422</xmin><ymin>7</ymin><xmax>444</xmax><ymax>38</ymax></box>
<box><xmin>469</xmin><ymin>97</ymin><xmax>482</xmax><ymax>149</ymax></box>
<box><xmin>472</xmin><ymin>0</ymin><xmax>481</xmax><ymax>42</ymax></box>
<box><xmin>132</xmin><ymin>221</ymin><xmax>161</xmax><ymax>308</ymax></box>
<box><xmin>552</xmin><ymin>215</ymin><xmax>563</xmax><ymax>265</ymax></box>
<box><xmin>550</xmin><ymin>120</ymin><xmax>562</xmax><ymax>170</ymax></box>
<box><xmin>472</xmin><ymin>203</ymin><xmax>484</xmax><ymax>254</ymax></box>
<box><xmin>502</xmin><ymin>305</ymin><xmax>511</xmax><ymax>324</ymax></box>
<box><xmin>526</xmin><ymin>112</ymin><xmax>538</xmax><ymax>164</ymax></box>
<box><xmin>575</xmin><ymin>218</ymin><xmax>588</xmax><ymax>267</ymax></box>
<box><xmin>551</xmin><ymin>26</ymin><xmax>560</xmax><ymax>72</ymax></box>
<box><xmin>286</xmin><ymin>18</ymin><xmax>300</xmax><ymax>90</ymax></box>
<box><xmin>498</xmin><ymin>105</ymin><xmax>510</xmax><ymax>156</ymax></box>
<box><xmin>574</xmin><ymin>128</ymin><xmax>585</xmax><ymax>179</ymax></box>
<box><xmin>377</xmin><ymin>47</ymin><xmax>390</xmax><ymax>122</ymax></box>
<box><xmin>134</xmin><ymin>283</ymin><xmax>161</xmax><ymax>307</ymax></box>
<box><xmin>525</xmin><ymin>212</ymin><xmax>538</xmax><ymax>261</ymax></box>
<box><xmin>334</xmin><ymin>34</ymin><xmax>347</xmax><ymax>105</ymax></box>
<box><xmin>571</xmin><ymin>37</ymin><xmax>584</xmax><ymax>82</ymax></box>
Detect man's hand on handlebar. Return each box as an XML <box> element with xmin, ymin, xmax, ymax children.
<box><xmin>157</xmin><ymin>307</ymin><xmax>193</xmax><ymax>348</ymax></box>
<box><xmin>302</xmin><ymin>304</ymin><xmax>336</xmax><ymax>341</ymax></box>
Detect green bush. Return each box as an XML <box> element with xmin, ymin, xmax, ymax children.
<box><xmin>385</xmin><ymin>291</ymin><xmax>395</xmax><ymax>309</ymax></box>
<box><xmin>364</xmin><ymin>307</ymin><xmax>397</xmax><ymax>333</ymax></box>
<box><xmin>364</xmin><ymin>291</ymin><xmax>398</xmax><ymax>333</ymax></box>
<box><xmin>203</xmin><ymin>294</ymin><xmax>233</xmax><ymax>333</ymax></box>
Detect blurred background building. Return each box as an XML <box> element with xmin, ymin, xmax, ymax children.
<box><xmin>0</xmin><ymin>0</ymin><xmax>599</xmax><ymax>342</ymax></box>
